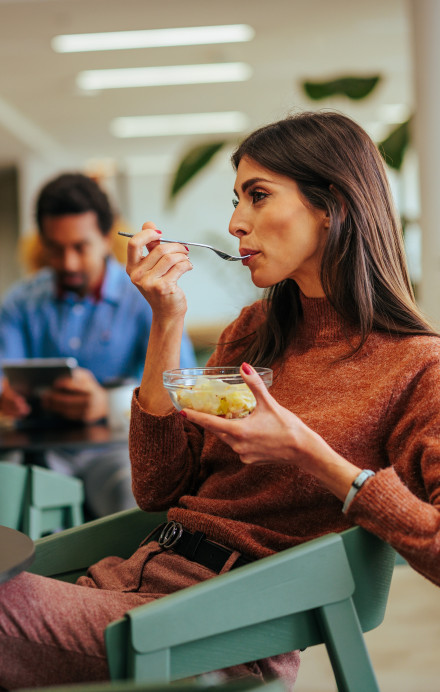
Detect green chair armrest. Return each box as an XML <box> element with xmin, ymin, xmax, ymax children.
<box><xmin>17</xmin><ymin>676</ymin><xmax>287</xmax><ymax>692</ymax></box>
<box><xmin>30</xmin><ymin>508</ymin><xmax>167</xmax><ymax>579</ymax></box>
<box><xmin>105</xmin><ymin>527</ymin><xmax>394</xmax><ymax>686</ymax></box>
<box><xmin>123</xmin><ymin>530</ymin><xmax>355</xmax><ymax>655</ymax></box>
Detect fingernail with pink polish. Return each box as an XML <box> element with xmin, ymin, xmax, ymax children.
<box><xmin>179</xmin><ymin>410</ymin><xmax>187</xmax><ymax>418</ymax></box>
<box><xmin>242</xmin><ymin>362</ymin><xmax>252</xmax><ymax>375</ymax></box>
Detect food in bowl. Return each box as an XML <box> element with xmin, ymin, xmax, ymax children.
<box><xmin>176</xmin><ymin>377</ymin><xmax>255</xmax><ymax>418</ymax></box>
<box><xmin>163</xmin><ymin>367</ymin><xmax>273</xmax><ymax>418</ymax></box>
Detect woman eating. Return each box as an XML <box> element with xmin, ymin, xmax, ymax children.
<box><xmin>1</xmin><ymin>110</ymin><xmax>439</xmax><ymax>690</ymax></box>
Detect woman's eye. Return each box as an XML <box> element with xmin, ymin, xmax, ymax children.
<box><xmin>232</xmin><ymin>198</ymin><xmax>239</xmax><ymax>208</ymax></box>
<box><xmin>250</xmin><ymin>190</ymin><xmax>268</xmax><ymax>204</ymax></box>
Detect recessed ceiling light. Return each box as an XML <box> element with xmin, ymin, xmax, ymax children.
<box><xmin>77</xmin><ymin>62</ymin><xmax>252</xmax><ymax>90</ymax></box>
<box><xmin>52</xmin><ymin>24</ymin><xmax>255</xmax><ymax>53</ymax></box>
<box><xmin>110</xmin><ymin>112</ymin><xmax>249</xmax><ymax>138</ymax></box>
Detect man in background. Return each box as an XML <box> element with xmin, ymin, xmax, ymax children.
<box><xmin>0</xmin><ymin>172</ymin><xmax>197</xmax><ymax>517</ymax></box>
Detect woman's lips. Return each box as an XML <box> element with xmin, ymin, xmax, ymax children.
<box><xmin>240</xmin><ymin>249</ymin><xmax>259</xmax><ymax>266</ymax></box>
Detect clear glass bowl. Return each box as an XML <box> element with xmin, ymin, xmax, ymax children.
<box><xmin>163</xmin><ymin>366</ymin><xmax>273</xmax><ymax>418</ymax></box>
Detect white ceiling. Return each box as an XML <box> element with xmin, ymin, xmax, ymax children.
<box><xmin>0</xmin><ymin>0</ymin><xmax>413</xmax><ymax>172</ymax></box>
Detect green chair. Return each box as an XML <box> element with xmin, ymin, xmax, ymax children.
<box><xmin>30</xmin><ymin>508</ymin><xmax>396</xmax><ymax>692</ymax></box>
<box><xmin>0</xmin><ymin>462</ymin><xmax>28</xmax><ymax>531</ymax></box>
<box><xmin>18</xmin><ymin>676</ymin><xmax>287</xmax><ymax>692</ymax></box>
<box><xmin>0</xmin><ymin>461</ymin><xmax>84</xmax><ymax>539</ymax></box>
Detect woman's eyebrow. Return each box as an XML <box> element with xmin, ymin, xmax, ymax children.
<box><xmin>233</xmin><ymin>177</ymin><xmax>273</xmax><ymax>196</ymax></box>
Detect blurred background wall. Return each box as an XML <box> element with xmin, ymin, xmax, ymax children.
<box><xmin>0</xmin><ymin>0</ymin><xmax>438</xmax><ymax>343</ymax></box>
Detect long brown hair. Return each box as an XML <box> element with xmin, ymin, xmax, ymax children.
<box><xmin>229</xmin><ymin>111</ymin><xmax>436</xmax><ymax>367</ymax></box>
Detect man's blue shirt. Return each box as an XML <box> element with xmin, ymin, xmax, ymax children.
<box><xmin>0</xmin><ymin>257</ymin><xmax>196</xmax><ymax>383</ymax></box>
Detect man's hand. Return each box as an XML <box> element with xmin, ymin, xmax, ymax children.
<box><xmin>0</xmin><ymin>378</ymin><xmax>31</xmax><ymax>418</ymax></box>
<box><xmin>42</xmin><ymin>367</ymin><xmax>109</xmax><ymax>423</ymax></box>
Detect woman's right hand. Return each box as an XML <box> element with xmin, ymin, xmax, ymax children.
<box><xmin>125</xmin><ymin>223</ymin><xmax>192</xmax><ymax>321</ymax></box>
<box><xmin>126</xmin><ymin>224</ymin><xmax>193</xmax><ymax>414</ymax></box>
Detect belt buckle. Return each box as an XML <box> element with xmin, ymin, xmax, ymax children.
<box><xmin>158</xmin><ymin>521</ymin><xmax>183</xmax><ymax>549</ymax></box>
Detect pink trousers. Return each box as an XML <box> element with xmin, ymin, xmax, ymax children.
<box><xmin>0</xmin><ymin>544</ymin><xmax>300</xmax><ymax>689</ymax></box>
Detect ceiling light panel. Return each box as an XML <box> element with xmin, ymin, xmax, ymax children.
<box><xmin>52</xmin><ymin>25</ymin><xmax>255</xmax><ymax>52</ymax></box>
<box><xmin>110</xmin><ymin>112</ymin><xmax>249</xmax><ymax>138</ymax></box>
<box><xmin>77</xmin><ymin>63</ymin><xmax>252</xmax><ymax>90</ymax></box>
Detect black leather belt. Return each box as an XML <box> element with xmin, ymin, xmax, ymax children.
<box><xmin>150</xmin><ymin>521</ymin><xmax>252</xmax><ymax>574</ymax></box>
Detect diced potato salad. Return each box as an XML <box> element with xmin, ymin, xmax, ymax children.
<box><xmin>176</xmin><ymin>376</ymin><xmax>256</xmax><ymax>418</ymax></box>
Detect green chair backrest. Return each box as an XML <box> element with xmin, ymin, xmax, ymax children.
<box><xmin>0</xmin><ymin>461</ymin><xmax>28</xmax><ymax>529</ymax></box>
<box><xmin>0</xmin><ymin>461</ymin><xmax>84</xmax><ymax>539</ymax></box>
<box><xmin>340</xmin><ymin>525</ymin><xmax>396</xmax><ymax>630</ymax></box>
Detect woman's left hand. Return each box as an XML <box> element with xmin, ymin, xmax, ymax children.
<box><xmin>182</xmin><ymin>363</ymin><xmax>362</xmax><ymax>500</ymax></box>
<box><xmin>181</xmin><ymin>363</ymin><xmax>324</xmax><ymax>470</ymax></box>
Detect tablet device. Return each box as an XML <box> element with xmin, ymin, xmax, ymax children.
<box><xmin>3</xmin><ymin>357</ymin><xmax>78</xmax><ymax>398</ymax></box>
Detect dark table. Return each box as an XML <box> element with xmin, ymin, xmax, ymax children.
<box><xmin>0</xmin><ymin>524</ymin><xmax>35</xmax><ymax>584</ymax></box>
<box><xmin>0</xmin><ymin>422</ymin><xmax>128</xmax><ymax>465</ymax></box>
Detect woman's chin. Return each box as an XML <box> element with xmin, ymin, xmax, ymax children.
<box><xmin>248</xmin><ymin>267</ymin><xmax>279</xmax><ymax>289</ymax></box>
<box><xmin>250</xmin><ymin>275</ymin><xmax>275</xmax><ymax>289</ymax></box>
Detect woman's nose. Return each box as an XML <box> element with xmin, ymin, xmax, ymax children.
<box><xmin>229</xmin><ymin>208</ymin><xmax>250</xmax><ymax>238</ymax></box>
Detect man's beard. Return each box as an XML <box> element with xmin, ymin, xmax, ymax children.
<box><xmin>58</xmin><ymin>272</ymin><xmax>88</xmax><ymax>296</ymax></box>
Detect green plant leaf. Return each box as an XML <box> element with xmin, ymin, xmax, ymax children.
<box><xmin>168</xmin><ymin>141</ymin><xmax>227</xmax><ymax>203</ymax></box>
<box><xmin>378</xmin><ymin>119</ymin><xmax>411</xmax><ymax>171</ymax></box>
<box><xmin>302</xmin><ymin>75</ymin><xmax>381</xmax><ymax>101</ymax></box>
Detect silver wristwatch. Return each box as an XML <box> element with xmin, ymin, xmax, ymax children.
<box><xmin>342</xmin><ymin>469</ymin><xmax>376</xmax><ymax>514</ymax></box>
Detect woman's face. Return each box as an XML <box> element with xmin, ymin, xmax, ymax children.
<box><xmin>230</xmin><ymin>156</ymin><xmax>329</xmax><ymax>296</ymax></box>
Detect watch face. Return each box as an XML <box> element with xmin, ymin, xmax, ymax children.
<box><xmin>354</xmin><ymin>470</ymin><xmax>374</xmax><ymax>488</ymax></box>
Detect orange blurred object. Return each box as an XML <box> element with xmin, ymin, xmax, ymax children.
<box><xmin>19</xmin><ymin>218</ymin><xmax>131</xmax><ymax>274</ymax></box>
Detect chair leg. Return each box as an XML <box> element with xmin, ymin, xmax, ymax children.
<box><xmin>131</xmin><ymin>648</ymin><xmax>171</xmax><ymax>683</ymax></box>
<box><xmin>105</xmin><ymin>618</ymin><xmax>130</xmax><ymax>681</ymax></box>
<box><xmin>318</xmin><ymin>598</ymin><xmax>380</xmax><ymax>692</ymax></box>
<box><xmin>105</xmin><ymin>617</ymin><xmax>171</xmax><ymax>683</ymax></box>
<box><xmin>24</xmin><ymin>505</ymin><xmax>43</xmax><ymax>541</ymax></box>
<box><xmin>69</xmin><ymin>503</ymin><xmax>84</xmax><ymax>528</ymax></box>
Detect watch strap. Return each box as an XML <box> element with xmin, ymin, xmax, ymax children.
<box><xmin>342</xmin><ymin>469</ymin><xmax>375</xmax><ymax>513</ymax></box>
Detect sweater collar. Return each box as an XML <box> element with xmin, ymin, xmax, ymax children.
<box><xmin>297</xmin><ymin>291</ymin><xmax>356</xmax><ymax>343</ymax></box>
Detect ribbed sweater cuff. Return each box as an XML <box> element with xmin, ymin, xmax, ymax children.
<box><xmin>130</xmin><ymin>388</ymin><xmax>183</xmax><ymax>463</ymax></box>
<box><xmin>347</xmin><ymin>466</ymin><xmax>439</xmax><ymax>539</ymax></box>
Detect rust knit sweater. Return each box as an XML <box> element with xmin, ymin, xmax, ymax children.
<box><xmin>129</xmin><ymin>293</ymin><xmax>440</xmax><ymax>586</ymax></box>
